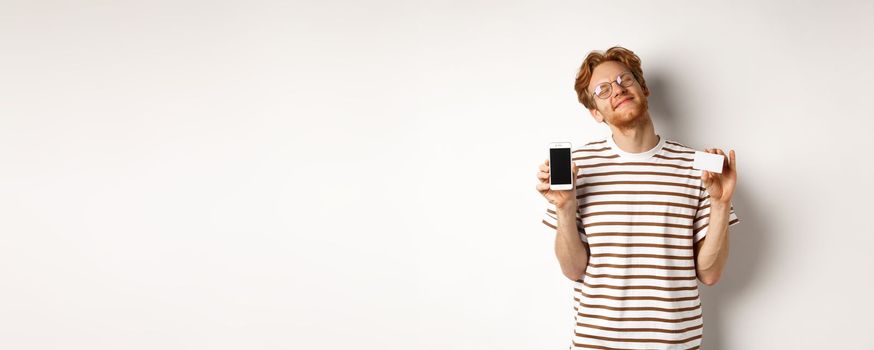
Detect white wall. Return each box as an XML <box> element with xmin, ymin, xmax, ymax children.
<box><xmin>2</xmin><ymin>1</ymin><xmax>873</xmax><ymax>349</ymax></box>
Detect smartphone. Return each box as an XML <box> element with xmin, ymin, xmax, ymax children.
<box><xmin>549</xmin><ymin>142</ymin><xmax>573</xmax><ymax>190</ymax></box>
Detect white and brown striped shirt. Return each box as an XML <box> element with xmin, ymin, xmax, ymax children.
<box><xmin>542</xmin><ymin>136</ymin><xmax>740</xmax><ymax>350</ymax></box>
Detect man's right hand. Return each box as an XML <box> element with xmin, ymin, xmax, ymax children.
<box><xmin>536</xmin><ymin>159</ymin><xmax>579</xmax><ymax>210</ymax></box>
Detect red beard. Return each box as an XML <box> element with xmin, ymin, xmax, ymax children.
<box><xmin>606</xmin><ymin>98</ymin><xmax>649</xmax><ymax>130</ymax></box>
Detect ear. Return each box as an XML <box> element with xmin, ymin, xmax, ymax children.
<box><xmin>589</xmin><ymin>107</ymin><xmax>605</xmax><ymax>123</ymax></box>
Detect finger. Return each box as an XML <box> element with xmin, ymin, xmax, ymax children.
<box><xmin>536</xmin><ymin>182</ymin><xmax>550</xmax><ymax>192</ymax></box>
<box><xmin>729</xmin><ymin>149</ymin><xmax>736</xmax><ymax>171</ymax></box>
<box><xmin>537</xmin><ymin>171</ymin><xmax>549</xmax><ymax>180</ymax></box>
<box><xmin>540</xmin><ymin>162</ymin><xmax>549</xmax><ymax>172</ymax></box>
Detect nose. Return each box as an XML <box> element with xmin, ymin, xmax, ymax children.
<box><xmin>611</xmin><ymin>80</ymin><xmax>628</xmax><ymax>96</ymax></box>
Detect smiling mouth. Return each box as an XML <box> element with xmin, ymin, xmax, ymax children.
<box><xmin>615</xmin><ymin>98</ymin><xmax>632</xmax><ymax>109</ymax></box>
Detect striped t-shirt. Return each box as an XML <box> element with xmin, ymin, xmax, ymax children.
<box><xmin>541</xmin><ymin>136</ymin><xmax>740</xmax><ymax>350</ymax></box>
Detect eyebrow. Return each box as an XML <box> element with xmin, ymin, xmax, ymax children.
<box><xmin>589</xmin><ymin>70</ymin><xmax>634</xmax><ymax>86</ymax></box>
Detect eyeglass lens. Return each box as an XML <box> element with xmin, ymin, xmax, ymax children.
<box><xmin>593</xmin><ymin>72</ymin><xmax>635</xmax><ymax>99</ymax></box>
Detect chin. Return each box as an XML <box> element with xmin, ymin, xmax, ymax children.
<box><xmin>609</xmin><ymin>107</ymin><xmax>646</xmax><ymax>128</ymax></box>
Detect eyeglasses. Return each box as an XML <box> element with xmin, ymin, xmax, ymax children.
<box><xmin>590</xmin><ymin>71</ymin><xmax>636</xmax><ymax>99</ymax></box>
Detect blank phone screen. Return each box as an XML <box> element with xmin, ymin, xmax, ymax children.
<box><xmin>550</xmin><ymin>148</ymin><xmax>572</xmax><ymax>185</ymax></box>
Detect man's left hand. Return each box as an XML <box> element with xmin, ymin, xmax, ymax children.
<box><xmin>701</xmin><ymin>149</ymin><xmax>737</xmax><ymax>205</ymax></box>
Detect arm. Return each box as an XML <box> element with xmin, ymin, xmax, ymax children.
<box><xmin>554</xmin><ymin>201</ymin><xmax>589</xmax><ymax>281</ymax></box>
<box><xmin>694</xmin><ymin>202</ymin><xmax>731</xmax><ymax>285</ymax></box>
<box><xmin>537</xmin><ymin>159</ymin><xmax>588</xmax><ymax>281</ymax></box>
<box><xmin>694</xmin><ymin>148</ymin><xmax>738</xmax><ymax>286</ymax></box>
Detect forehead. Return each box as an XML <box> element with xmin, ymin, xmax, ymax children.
<box><xmin>590</xmin><ymin>61</ymin><xmax>630</xmax><ymax>85</ymax></box>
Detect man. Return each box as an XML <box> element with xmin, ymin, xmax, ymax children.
<box><xmin>536</xmin><ymin>46</ymin><xmax>740</xmax><ymax>349</ymax></box>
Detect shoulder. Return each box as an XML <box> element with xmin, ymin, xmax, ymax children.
<box><xmin>573</xmin><ymin>137</ymin><xmax>610</xmax><ymax>153</ymax></box>
<box><xmin>571</xmin><ymin>137</ymin><xmax>617</xmax><ymax>163</ymax></box>
<box><xmin>662</xmin><ymin>139</ymin><xmax>698</xmax><ymax>155</ymax></box>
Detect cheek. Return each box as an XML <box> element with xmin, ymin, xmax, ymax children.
<box><xmin>635</xmin><ymin>94</ymin><xmax>648</xmax><ymax>107</ymax></box>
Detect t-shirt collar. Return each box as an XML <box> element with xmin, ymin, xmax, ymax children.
<box><xmin>607</xmin><ymin>134</ymin><xmax>665</xmax><ymax>161</ymax></box>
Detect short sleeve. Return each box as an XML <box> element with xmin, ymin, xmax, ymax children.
<box><xmin>541</xmin><ymin>203</ymin><xmax>587</xmax><ymax>243</ymax></box>
<box><xmin>693</xmin><ymin>192</ymin><xmax>741</xmax><ymax>243</ymax></box>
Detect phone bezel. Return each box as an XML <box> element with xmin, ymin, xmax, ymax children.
<box><xmin>548</xmin><ymin>142</ymin><xmax>573</xmax><ymax>190</ymax></box>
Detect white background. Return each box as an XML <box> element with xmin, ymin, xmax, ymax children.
<box><xmin>2</xmin><ymin>1</ymin><xmax>873</xmax><ymax>349</ymax></box>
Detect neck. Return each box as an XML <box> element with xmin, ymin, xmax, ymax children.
<box><xmin>608</xmin><ymin>114</ymin><xmax>659</xmax><ymax>153</ymax></box>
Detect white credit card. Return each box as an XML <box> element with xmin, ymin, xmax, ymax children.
<box><xmin>693</xmin><ymin>151</ymin><xmax>725</xmax><ymax>174</ymax></box>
